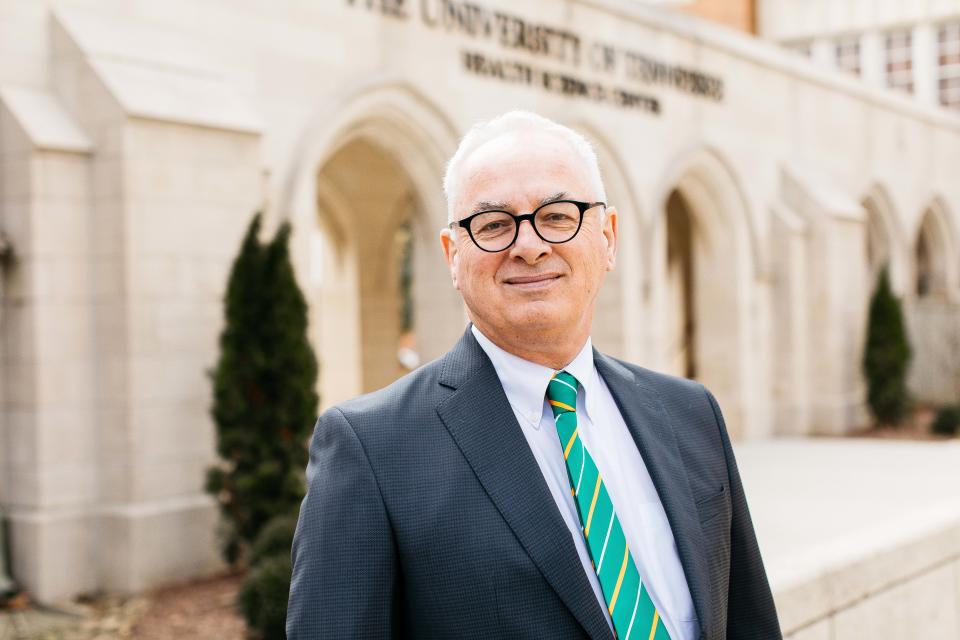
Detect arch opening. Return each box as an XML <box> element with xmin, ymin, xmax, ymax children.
<box><xmin>914</xmin><ymin>210</ymin><xmax>949</xmax><ymax>298</ymax></box>
<box><xmin>310</xmin><ymin>136</ymin><xmax>460</xmax><ymax>406</ymax></box>
<box><xmin>907</xmin><ymin>205</ymin><xmax>960</xmax><ymax>404</ymax></box>
<box><xmin>655</xmin><ymin>159</ymin><xmax>752</xmax><ymax>437</ymax></box>
<box><xmin>864</xmin><ymin>202</ymin><xmax>894</xmax><ymax>289</ymax></box>
<box><xmin>664</xmin><ymin>191</ymin><xmax>697</xmax><ymax>379</ymax></box>
<box><xmin>860</xmin><ymin>187</ymin><xmax>908</xmax><ymax>297</ymax></box>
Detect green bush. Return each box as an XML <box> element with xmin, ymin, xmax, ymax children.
<box><xmin>931</xmin><ymin>406</ymin><xmax>960</xmax><ymax>436</ymax></box>
<box><xmin>862</xmin><ymin>266</ymin><xmax>912</xmax><ymax>426</ymax></box>
<box><xmin>250</xmin><ymin>514</ymin><xmax>297</xmax><ymax>567</ymax></box>
<box><xmin>239</xmin><ymin>553</ymin><xmax>292</xmax><ymax>640</ymax></box>
<box><xmin>206</xmin><ymin>213</ymin><xmax>319</xmax><ymax>564</ymax></box>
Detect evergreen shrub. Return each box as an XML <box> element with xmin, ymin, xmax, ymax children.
<box><xmin>238</xmin><ymin>553</ymin><xmax>292</xmax><ymax>640</ymax></box>
<box><xmin>250</xmin><ymin>514</ymin><xmax>298</xmax><ymax>566</ymax></box>
<box><xmin>931</xmin><ymin>406</ymin><xmax>960</xmax><ymax>436</ymax></box>
<box><xmin>206</xmin><ymin>213</ymin><xmax>318</xmax><ymax>564</ymax></box>
<box><xmin>862</xmin><ymin>266</ymin><xmax>912</xmax><ymax>426</ymax></box>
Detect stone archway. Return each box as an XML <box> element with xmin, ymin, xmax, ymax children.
<box><xmin>908</xmin><ymin>200</ymin><xmax>960</xmax><ymax>404</ymax></box>
<box><xmin>312</xmin><ymin>139</ymin><xmax>413</xmax><ymax>399</ymax></box>
<box><xmin>282</xmin><ymin>85</ymin><xmax>464</xmax><ymax>408</ymax></box>
<box><xmin>912</xmin><ymin>205</ymin><xmax>955</xmax><ymax>299</ymax></box>
<box><xmin>663</xmin><ymin>191</ymin><xmax>697</xmax><ymax>379</ymax></box>
<box><xmin>649</xmin><ymin>148</ymin><xmax>762</xmax><ymax>439</ymax></box>
<box><xmin>862</xmin><ymin>185</ymin><xmax>909</xmax><ymax>297</ymax></box>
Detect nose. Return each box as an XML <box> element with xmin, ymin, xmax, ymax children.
<box><xmin>509</xmin><ymin>219</ymin><xmax>550</xmax><ymax>264</ymax></box>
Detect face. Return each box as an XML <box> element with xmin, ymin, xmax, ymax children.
<box><xmin>440</xmin><ymin>130</ymin><xmax>618</xmax><ymax>346</ymax></box>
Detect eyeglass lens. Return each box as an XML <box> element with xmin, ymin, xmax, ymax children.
<box><xmin>469</xmin><ymin>201</ymin><xmax>581</xmax><ymax>251</ymax></box>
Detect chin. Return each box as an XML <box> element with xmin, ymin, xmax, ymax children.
<box><xmin>503</xmin><ymin>304</ymin><xmax>565</xmax><ymax>331</ymax></box>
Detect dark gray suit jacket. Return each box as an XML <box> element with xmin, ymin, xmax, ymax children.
<box><xmin>287</xmin><ymin>327</ymin><xmax>781</xmax><ymax>639</ymax></box>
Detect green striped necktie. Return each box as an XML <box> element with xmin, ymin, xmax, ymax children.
<box><xmin>547</xmin><ymin>370</ymin><xmax>671</xmax><ymax>640</ymax></box>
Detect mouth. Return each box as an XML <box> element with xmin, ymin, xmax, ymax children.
<box><xmin>502</xmin><ymin>273</ymin><xmax>563</xmax><ymax>290</ymax></box>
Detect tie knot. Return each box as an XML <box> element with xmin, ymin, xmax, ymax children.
<box><xmin>546</xmin><ymin>370</ymin><xmax>579</xmax><ymax>414</ymax></box>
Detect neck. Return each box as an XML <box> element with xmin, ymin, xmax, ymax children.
<box><xmin>471</xmin><ymin>319</ymin><xmax>590</xmax><ymax>370</ymax></box>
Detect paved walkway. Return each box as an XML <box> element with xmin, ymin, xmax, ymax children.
<box><xmin>734</xmin><ymin>436</ymin><xmax>960</xmax><ymax>591</ymax></box>
<box><xmin>0</xmin><ymin>607</ymin><xmax>77</xmax><ymax>640</ymax></box>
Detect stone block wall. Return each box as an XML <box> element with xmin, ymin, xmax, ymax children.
<box><xmin>778</xmin><ymin>519</ymin><xmax>960</xmax><ymax>639</ymax></box>
<box><xmin>0</xmin><ymin>8</ymin><xmax>264</xmax><ymax>602</ymax></box>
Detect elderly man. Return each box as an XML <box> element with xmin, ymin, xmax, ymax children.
<box><xmin>287</xmin><ymin>111</ymin><xmax>781</xmax><ymax>639</ymax></box>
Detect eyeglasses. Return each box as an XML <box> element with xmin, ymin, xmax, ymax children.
<box><xmin>452</xmin><ymin>199</ymin><xmax>606</xmax><ymax>253</ymax></box>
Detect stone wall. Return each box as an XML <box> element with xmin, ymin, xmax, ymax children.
<box><xmin>779</xmin><ymin>519</ymin><xmax>960</xmax><ymax>639</ymax></box>
<box><xmin>0</xmin><ymin>6</ymin><xmax>264</xmax><ymax>601</ymax></box>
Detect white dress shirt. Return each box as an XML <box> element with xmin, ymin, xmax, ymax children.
<box><xmin>472</xmin><ymin>326</ymin><xmax>700</xmax><ymax>640</ymax></box>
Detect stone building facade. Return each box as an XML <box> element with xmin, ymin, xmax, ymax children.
<box><xmin>761</xmin><ymin>0</ymin><xmax>960</xmax><ymax>112</ymax></box>
<box><xmin>0</xmin><ymin>0</ymin><xmax>958</xmax><ymax>603</ymax></box>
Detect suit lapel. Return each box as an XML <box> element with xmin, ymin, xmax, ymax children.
<box><xmin>436</xmin><ymin>329</ymin><xmax>613</xmax><ymax>640</ymax></box>
<box><xmin>594</xmin><ymin>351</ymin><xmax>713</xmax><ymax>640</ymax></box>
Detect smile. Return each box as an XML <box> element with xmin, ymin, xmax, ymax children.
<box><xmin>502</xmin><ymin>273</ymin><xmax>562</xmax><ymax>290</ymax></box>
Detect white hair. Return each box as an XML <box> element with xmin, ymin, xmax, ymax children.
<box><xmin>442</xmin><ymin>110</ymin><xmax>607</xmax><ymax>223</ymax></box>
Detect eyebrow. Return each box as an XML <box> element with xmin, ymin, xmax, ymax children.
<box><xmin>468</xmin><ymin>191</ymin><xmax>569</xmax><ymax>215</ymax></box>
<box><xmin>470</xmin><ymin>200</ymin><xmax>510</xmax><ymax>215</ymax></box>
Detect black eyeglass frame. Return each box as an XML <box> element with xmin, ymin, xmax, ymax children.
<box><xmin>451</xmin><ymin>199</ymin><xmax>607</xmax><ymax>253</ymax></box>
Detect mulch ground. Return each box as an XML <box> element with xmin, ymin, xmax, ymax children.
<box><xmin>1</xmin><ymin>573</ymin><xmax>247</xmax><ymax>640</ymax></box>
<box><xmin>128</xmin><ymin>574</ymin><xmax>246</xmax><ymax>640</ymax></box>
<box><xmin>840</xmin><ymin>405</ymin><xmax>958</xmax><ymax>441</ymax></box>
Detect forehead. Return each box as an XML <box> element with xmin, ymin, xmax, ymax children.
<box><xmin>455</xmin><ymin>130</ymin><xmax>593</xmax><ymax>213</ymax></box>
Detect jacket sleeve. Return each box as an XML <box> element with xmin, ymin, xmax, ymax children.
<box><xmin>287</xmin><ymin>407</ymin><xmax>400</xmax><ymax>639</ymax></box>
<box><xmin>703</xmin><ymin>387</ymin><xmax>783</xmax><ymax>640</ymax></box>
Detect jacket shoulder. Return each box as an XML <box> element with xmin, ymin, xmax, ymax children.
<box><xmin>599</xmin><ymin>354</ymin><xmax>723</xmax><ymax>429</ymax></box>
<box><xmin>323</xmin><ymin>356</ymin><xmax>447</xmax><ymax>433</ymax></box>
<box><xmin>605</xmin><ymin>354</ymin><xmax>709</xmax><ymax>399</ymax></box>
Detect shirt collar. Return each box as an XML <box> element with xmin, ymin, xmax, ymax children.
<box><xmin>471</xmin><ymin>325</ymin><xmax>597</xmax><ymax>427</ymax></box>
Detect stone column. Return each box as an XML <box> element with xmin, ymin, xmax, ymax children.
<box><xmin>860</xmin><ymin>30</ymin><xmax>885</xmax><ymax>89</ymax></box>
<box><xmin>780</xmin><ymin>166</ymin><xmax>869</xmax><ymax>435</ymax></box>
<box><xmin>769</xmin><ymin>204</ymin><xmax>812</xmax><ymax>436</ymax></box>
<box><xmin>809</xmin><ymin>212</ymin><xmax>870</xmax><ymax>433</ymax></box>
<box><xmin>912</xmin><ymin>23</ymin><xmax>938</xmax><ymax>107</ymax></box>
<box><xmin>0</xmin><ymin>85</ymin><xmax>99</xmax><ymax>601</ymax></box>
<box><xmin>811</xmin><ymin>37</ymin><xmax>835</xmax><ymax>68</ymax></box>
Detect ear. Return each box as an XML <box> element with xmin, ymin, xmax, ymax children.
<box><xmin>601</xmin><ymin>206</ymin><xmax>618</xmax><ymax>271</ymax></box>
<box><xmin>439</xmin><ymin>226</ymin><xmax>461</xmax><ymax>290</ymax></box>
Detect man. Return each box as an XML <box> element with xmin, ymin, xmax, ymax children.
<box><xmin>287</xmin><ymin>111</ymin><xmax>781</xmax><ymax>639</ymax></box>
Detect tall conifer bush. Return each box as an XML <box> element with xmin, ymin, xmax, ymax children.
<box><xmin>862</xmin><ymin>266</ymin><xmax>912</xmax><ymax>426</ymax></box>
<box><xmin>206</xmin><ymin>213</ymin><xmax>318</xmax><ymax>564</ymax></box>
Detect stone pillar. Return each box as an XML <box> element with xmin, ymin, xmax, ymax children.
<box><xmin>811</xmin><ymin>37</ymin><xmax>835</xmax><ymax>68</ymax></box>
<box><xmin>860</xmin><ymin>30</ymin><xmax>885</xmax><ymax>89</ymax></box>
<box><xmin>48</xmin><ymin>9</ymin><xmax>263</xmax><ymax>597</ymax></box>
<box><xmin>780</xmin><ymin>166</ymin><xmax>869</xmax><ymax>435</ymax></box>
<box><xmin>912</xmin><ymin>23</ymin><xmax>938</xmax><ymax>107</ymax></box>
<box><xmin>0</xmin><ymin>85</ymin><xmax>99</xmax><ymax>601</ymax></box>
<box><xmin>769</xmin><ymin>205</ymin><xmax>812</xmax><ymax>436</ymax></box>
<box><xmin>95</xmin><ymin>117</ymin><xmax>261</xmax><ymax>594</ymax></box>
<box><xmin>809</xmin><ymin>212</ymin><xmax>869</xmax><ymax>433</ymax></box>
